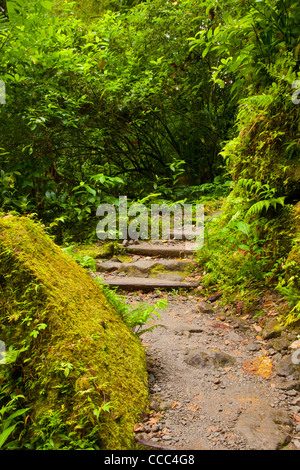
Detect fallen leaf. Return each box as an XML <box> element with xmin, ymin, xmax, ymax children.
<box><xmin>253</xmin><ymin>324</ymin><xmax>262</xmax><ymax>332</ymax></box>
<box><xmin>161</xmin><ymin>428</ymin><xmax>171</xmax><ymax>435</ymax></box>
<box><xmin>148</xmin><ymin>417</ymin><xmax>159</xmax><ymax>425</ymax></box>
<box><xmin>133</xmin><ymin>423</ymin><xmax>142</xmax><ymax>432</ymax></box>
<box><xmin>172</xmin><ymin>401</ymin><xmax>181</xmax><ymax>409</ymax></box>
<box><xmin>242</xmin><ymin>356</ymin><xmax>273</xmax><ymax>378</ymax></box>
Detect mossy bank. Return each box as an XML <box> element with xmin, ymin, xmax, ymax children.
<box><xmin>0</xmin><ymin>214</ymin><xmax>149</xmax><ymax>449</ymax></box>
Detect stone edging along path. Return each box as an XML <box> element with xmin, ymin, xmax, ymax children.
<box><xmin>93</xmin><ymin>236</ymin><xmax>300</xmax><ymax>451</ymax></box>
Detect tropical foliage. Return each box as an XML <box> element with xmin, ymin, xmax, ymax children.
<box><xmin>0</xmin><ymin>0</ymin><xmax>299</xmax><ymax>449</ymax></box>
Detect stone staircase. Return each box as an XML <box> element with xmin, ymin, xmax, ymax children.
<box><xmin>94</xmin><ymin>209</ymin><xmax>223</xmax><ymax>291</ymax></box>
<box><xmin>95</xmin><ymin>239</ymin><xmax>200</xmax><ymax>291</ymax></box>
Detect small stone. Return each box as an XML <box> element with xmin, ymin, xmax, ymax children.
<box><xmin>292</xmin><ymin>397</ymin><xmax>300</xmax><ymax>407</ymax></box>
<box><xmin>285</xmin><ymin>390</ymin><xmax>298</xmax><ymax>397</ymax></box>
<box><xmin>245</xmin><ymin>342</ymin><xmax>260</xmax><ymax>352</ymax></box>
<box><xmin>162</xmin><ymin>435</ymin><xmax>172</xmax><ymax>441</ymax></box>
<box><xmin>151</xmin><ymin>424</ymin><xmax>160</xmax><ymax>432</ymax></box>
<box><xmin>293</xmin><ymin>439</ymin><xmax>300</xmax><ymax>449</ymax></box>
<box><xmin>159</xmin><ymin>400</ymin><xmax>173</xmax><ymax>411</ymax></box>
<box><xmin>150</xmin><ymin>400</ymin><xmax>160</xmax><ymax>411</ymax></box>
<box><xmin>198</xmin><ymin>301</ymin><xmax>214</xmax><ymax>314</ymax></box>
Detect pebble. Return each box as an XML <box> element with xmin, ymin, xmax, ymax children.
<box><xmin>159</xmin><ymin>400</ymin><xmax>173</xmax><ymax>411</ymax></box>
<box><xmin>293</xmin><ymin>439</ymin><xmax>300</xmax><ymax>449</ymax></box>
<box><xmin>285</xmin><ymin>390</ymin><xmax>298</xmax><ymax>396</ymax></box>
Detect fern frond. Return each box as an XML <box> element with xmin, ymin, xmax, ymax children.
<box><xmin>246</xmin><ymin>197</ymin><xmax>285</xmax><ymax>217</ymax></box>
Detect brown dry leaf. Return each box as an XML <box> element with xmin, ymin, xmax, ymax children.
<box><xmin>242</xmin><ymin>356</ymin><xmax>273</xmax><ymax>378</ymax></box>
<box><xmin>263</xmin><ymin>301</ymin><xmax>276</xmax><ymax>307</ymax></box>
<box><xmin>295</xmin><ymin>415</ymin><xmax>300</xmax><ymax>423</ymax></box>
<box><xmin>253</xmin><ymin>324</ymin><xmax>262</xmax><ymax>332</ymax></box>
<box><xmin>241</xmin><ymin>314</ymin><xmax>249</xmax><ymax>320</ymax></box>
<box><xmin>161</xmin><ymin>428</ymin><xmax>171</xmax><ymax>435</ymax></box>
<box><xmin>148</xmin><ymin>417</ymin><xmax>159</xmax><ymax>426</ymax></box>
<box><xmin>133</xmin><ymin>423</ymin><xmax>142</xmax><ymax>432</ymax></box>
<box><xmin>172</xmin><ymin>401</ymin><xmax>181</xmax><ymax>409</ymax></box>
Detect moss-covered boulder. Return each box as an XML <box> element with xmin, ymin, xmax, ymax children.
<box><xmin>0</xmin><ymin>215</ymin><xmax>149</xmax><ymax>449</ymax></box>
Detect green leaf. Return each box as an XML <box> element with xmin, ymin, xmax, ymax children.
<box><xmin>238</xmin><ymin>244</ymin><xmax>250</xmax><ymax>251</ymax></box>
<box><xmin>0</xmin><ymin>424</ymin><xmax>18</xmax><ymax>448</ymax></box>
<box><xmin>41</xmin><ymin>1</ymin><xmax>54</xmax><ymax>10</ymax></box>
<box><xmin>202</xmin><ymin>46</ymin><xmax>210</xmax><ymax>58</ymax></box>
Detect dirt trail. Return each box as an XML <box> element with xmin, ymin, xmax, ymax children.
<box><xmin>94</xmin><ymin>236</ymin><xmax>300</xmax><ymax>450</ymax></box>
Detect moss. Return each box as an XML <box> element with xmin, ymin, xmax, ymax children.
<box><xmin>98</xmin><ymin>242</ymin><xmax>117</xmax><ymax>259</ymax></box>
<box><xmin>294</xmin><ymin>202</ymin><xmax>300</xmax><ymax>232</ymax></box>
<box><xmin>73</xmin><ymin>244</ymin><xmax>102</xmax><ymax>259</ymax></box>
<box><xmin>0</xmin><ymin>215</ymin><xmax>149</xmax><ymax>449</ymax></box>
<box><xmin>285</xmin><ymin>246</ymin><xmax>300</xmax><ymax>288</ymax></box>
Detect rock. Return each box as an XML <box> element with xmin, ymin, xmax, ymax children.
<box><xmin>226</xmin><ymin>331</ymin><xmax>243</xmax><ymax>342</ymax></box>
<box><xmin>293</xmin><ymin>439</ymin><xmax>300</xmax><ymax>449</ymax></box>
<box><xmin>198</xmin><ymin>301</ymin><xmax>214</xmax><ymax>314</ymax></box>
<box><xmin>0</xmin><ymin>215</ymin><xmax>149</xmax><ymax>450</ymax></box>
<box><xmin>262</xmin><ymin>318</ymin><xmax>284</xmax><ymax>340</ymax></box>
<box><xmin>96</xmin><ymin>260</ymin><xmax>121</xmax><ymax>272</ymax></box>
<box><xmin>159</xmin><ymin>400</ymin><xmax>173</xmax><ymax>411</ymax></box>
<box><xmin>245</xmin><ymin>342</ymin><xmax>261</xmax><ymax>352</ymax></box>
<box><xmin>185</xmin><ymin>348</ymin><xmax>236</xmax><ymax>369</ymax></box>
<box><xmin>292</xmin><ymin>397</ymin><xmax>300</xmax><ymax>407</ymax></box>
<box><xmin>152</xmin><ymin>424</ymin><xmax>160</xmax><ymax>432</ymax></box>
<box><xmin>285</xmin><ymin>390</ymin><xmax>298</xmax><ymax>397</ymax></box>
<box><xmin>150</xmin><ymin>400</ymin><xmax>160</xmax><ymax>411</ymax></box>
<box><xmin>155</xmin><ymin>272</ymin><xmax>185</xmax><ymax>282</ymax></box>
<box><xmin>274</xmin><ymin>354</ymin><xmax>300</xmax><ymax>379</ymax></box>
<box><xmin>235</xmin><ymin>405</ymin><xmax>292</xmax><ymax>450</ymax></box>
<box><xmin>277</xmin><ymin>380</ymin><xmax>300</xmax><ymax>392</ymax></box>
<box><xmin>268</xmin><ymin>335</ymin><xmax>290</xmax><ymax>352</ymax></box>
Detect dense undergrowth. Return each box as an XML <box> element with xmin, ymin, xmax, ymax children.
<box><xmin>0</xmin><ymin>0</ymin><xmax>300</xmax><ymax>450</ymax></box>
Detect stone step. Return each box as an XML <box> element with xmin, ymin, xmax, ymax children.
<box><xmin>96</xmin><ymin>258</ymin><xmax>194</xmax><ymax>275</ymax></box>
<box><xmin>124</xmin><ymin>242</ymin><xmax>198</xmax><ymax>258</ymax></box>
<box><xmin>98</xmin><ymin>276</ymin><xmax>199</xmax><ymax>291</ymax></box>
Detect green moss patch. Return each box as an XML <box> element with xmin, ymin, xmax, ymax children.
<box><xmin>0</xmin><ymin>215</ymin><xmax>148</xmax><ymax>449</ymax></box>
